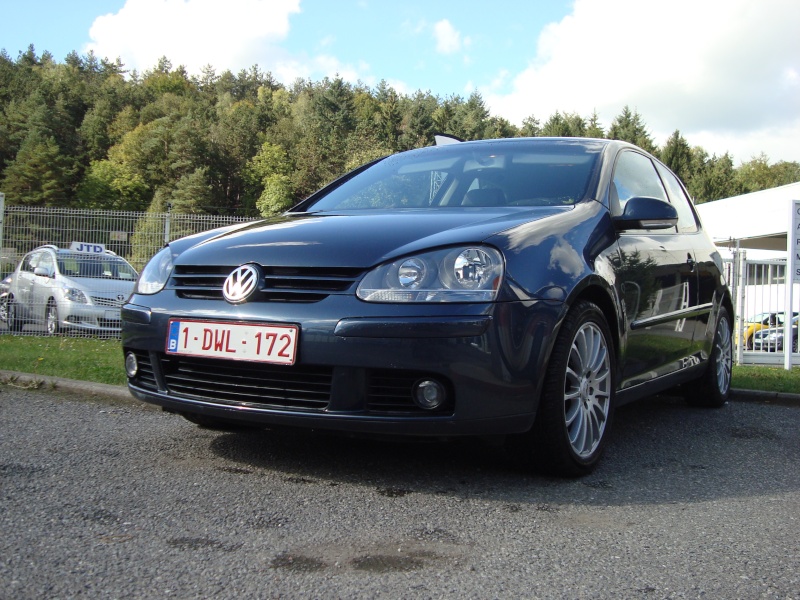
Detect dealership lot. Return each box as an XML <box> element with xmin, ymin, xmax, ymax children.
<box><xmin>1</xmin><ymin>388</ymin><xmax>798</xmax><ymax>598</ymax></box>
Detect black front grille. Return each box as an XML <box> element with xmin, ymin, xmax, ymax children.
<box><xmin>127</xmin><ymin>348</ymin><xmax>455</xmax><ymax>418</ymax></box>
<box><xmin>171</xmin><ymin>265</ymin><xmax>364</xmax><ymax>302</ymax></box>
<box><xmin>170</xmin><ymin>265</ymin><xmax>229</xmax><ymax>299</ymax></box>
<box><xmin>160</xmin><ymin>355</ymin><xmax>332</xmax><ymax>411</ymax></box>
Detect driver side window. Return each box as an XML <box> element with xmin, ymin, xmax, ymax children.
<box><xmin>611</xmin><ymin>151</ymin><xmax>668</xmax><ymax>213</ymax></box>
<box><xmin>22</xmin><ymin>252</ymin><xmax>41</xmax><ymax>273</ymax></box>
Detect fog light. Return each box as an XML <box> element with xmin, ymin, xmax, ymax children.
<box><xmin>125</xmin><ymin>352</ymin><xmax>138</xmax><ymax>378</ymax></box>
<box><xmin>413</xmin><ymin>379</ymin><xmax>446</xmax><ymax>410</ymax></box>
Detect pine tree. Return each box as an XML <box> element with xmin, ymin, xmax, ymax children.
<box><xmin>608</xmin><ymin>106</ymin><xmax>655</xmax><ymax>153</ymax></box>
<box><xmin>1</xmin><ymin>132</ymin><xmax>73</xmax><ymax>205</ymax></box>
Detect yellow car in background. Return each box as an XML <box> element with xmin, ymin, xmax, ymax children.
<box><xmin>743</xmin><ymin>311</ymin><xmax>797</xmax><ymax>349</ymax></box>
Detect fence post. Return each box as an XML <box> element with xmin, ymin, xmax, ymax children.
<box><xmin>0</xmin><ymin>192</ymin><xmax>5</xmax><ymax>261</ymax></box>
<box><xmin>785</xmin><ymin>199</ymin><xmax>800</xmax><ymax>370</ymax></box>
<box><xmin>733</xmin><ymin>246</ymin><xmax>746</xmax><ymax>365</ymax></box>
<box><xmin>164</xmin><ymin>204</ymin><xmax>172</xmax><ymax>245</ymax></box>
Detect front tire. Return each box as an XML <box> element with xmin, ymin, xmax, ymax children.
<box><xmin>510</xmin><ymin>300</ymin><xmax>615</xmax><ymax>477</ymax></box>
<box><xmin>7</xmin><ymin>298</ymin><xmax>23</xmax><ymax>332</ymax></box>
<box><xmin>684</xmin><ymin>307</ymin><xmax>732</xmax><ymax>408</ymax></box>
<box><xmin>45</xmin><ymin>301</ymin><xmax>61</xmax><ymax>335</ymax></box>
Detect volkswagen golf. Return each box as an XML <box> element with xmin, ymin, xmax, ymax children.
<box><xmin>121</xmin><ymin>137</ymin><xmax>733</xmax><ymax>476</ymax></box>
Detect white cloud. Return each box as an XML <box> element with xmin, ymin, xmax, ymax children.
<box><xmin>487</xmin><ymin>69</ymin><xmax>509</xmax><ymax>92</ymax></box>
<box><xmin>317</xmin><ymin>35</ymin><xmax>335</xmax><ymax>49</ymax></box>
<box><xmin>268</xmin><ymin>54</ymin><xmax>370</xmax><ymax>88</ymax></box>
<box><xmin>84</xmin><ymin>0</ymin><xmax>382</xmax><ymax>94</ymax></box>
<box><xmin>433</xmin><ymin>19</ymin><xmax>462</xmax><ymax>54</ymax></box>
<box><xmin>386</xmin><ymin>78</ymin><xmax>411</xmax><ymax>96</ymax></box>
<box><xmin>688</xmin><ymin>118</ymin><xmax>800</xmax><ymax>164</ymax></box>
<box><xmin>485</xmin><ymin>0</ymin><xmax>800</xmax><ymax>163</ymax></box>
<box><xmin>401</xmin><ymin>18</ymin><xmax>428</xmax><ymax>37</ymax></box>
<box><xmin>86</xmin><ymin>0</ymin><xmax>301</xmax><ymax>75</ymax></box>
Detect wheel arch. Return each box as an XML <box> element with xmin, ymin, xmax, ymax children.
<box><xmin>562</xmin><ymin>277</ymin><xmax>622</xmax><ymax>366</ymax></box>
<box><xmin>720</xmin><ymin>291</ymin><xmax>735</xmax><ymax>328</ymax></box>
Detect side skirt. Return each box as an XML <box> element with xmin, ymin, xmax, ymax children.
<box><xmin>615</xmin><ymin>361</ymin><xmax>708</xmax><ymax>407</ymax></box>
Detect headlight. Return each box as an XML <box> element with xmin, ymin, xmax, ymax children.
<box><xmin>135</xmin><ymin>246</ymin><xmax>174</xmax><ymax>295</ymax></box>
<box><xmin>357</xmin><ymin>246</ymin><xmax>504</xmax><ymax>303</ymax></box>
<box><xmin>63</xmin><ymin>287</ymin><xmax>88</xmax><ymax>303</ymax></box>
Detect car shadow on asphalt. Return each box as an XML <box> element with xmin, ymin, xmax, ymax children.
<box><xmin>201</xmin><ymin>393</ymin><xmax>800</xmax><ymax>507</ymax></box>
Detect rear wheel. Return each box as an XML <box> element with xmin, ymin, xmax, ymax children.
<box><xmin>684</xmin><ymin>307</ymin><xmax>732</xmax><ymax>408</ymax></box>
<box><xmin>509</xmin><ymin>300</ymin><xmax>615</xmax><ymax>477</ymax></box>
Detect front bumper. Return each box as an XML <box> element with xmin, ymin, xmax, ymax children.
<box><xmin>752</xmin><ymin>337</ymin><xmax>782</xmax><ymax>352</ymax></box>
<box><xmin>121</xmin><ymin>294</ymin><xmax>563</xmax><ymax>436</ymax></box>
<box><xmin>63</xmin><ymin>310</ymin><xmax>122</xmax><ymax>331</ymax></box>
<box><xmin>58</xmin><ymin>300</ymin><xmax>123</xmax><ymax>332</ymax></box>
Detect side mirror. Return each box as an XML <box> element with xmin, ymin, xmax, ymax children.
<box><xmin>613</xmin><ymin>197</ymin><xmax>678</xmax><ymax>231</ymax></box>
<box><xmin>34</xmin><ymin>266</ymin><xmax>54</xmax><ymax>278</ymax></box>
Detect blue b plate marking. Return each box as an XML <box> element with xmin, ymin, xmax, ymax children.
<box><xmin>167</xmin><ymin>320</ymin><xmax>181</xmax><ymax>352</ymax></box>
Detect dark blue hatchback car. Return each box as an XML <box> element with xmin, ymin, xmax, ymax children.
<box><xmin>122</xmin><ymin>137</ymin><xmax>733</xmax><ymax>476</ymax></box>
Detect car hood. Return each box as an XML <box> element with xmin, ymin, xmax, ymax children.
<box><xmin>173</xmin><ymin>207</ymin><xmax>571</xmax><ymax>268</ymax></box>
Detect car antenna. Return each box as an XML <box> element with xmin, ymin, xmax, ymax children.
<box><xmin>434</xmin><ymin>133</ymin><xmax>464</xmax><ymax>146</ymax></box>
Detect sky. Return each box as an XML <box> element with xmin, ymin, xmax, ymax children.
<box><xmin>2</xmin><ymin>0</ymin><xmax>799</xmax><ymax>164</ymax></box>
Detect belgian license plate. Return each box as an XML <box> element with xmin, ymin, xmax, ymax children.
<box><xmin>166</xmin><ymin>319</ymin><xmax>298</xmax><ymax>365</ymax></box>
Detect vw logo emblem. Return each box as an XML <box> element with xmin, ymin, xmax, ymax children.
<box><xmin>223</xmin><ymin>264</ymin><xmax>260</xmax><ymax>304</ymax></box>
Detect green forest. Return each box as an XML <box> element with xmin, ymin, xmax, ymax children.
<box><xmin>2</xmin><ymin>45</ymin><xmax>799</xmax><ymax>218</ymax></box>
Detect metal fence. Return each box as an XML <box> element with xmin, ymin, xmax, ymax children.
<box><xmin>1</xmin><ymin>202</ymin><xmax>798</xmax><ymax>366</ymax></box>
<box><xmin>727</xmin><ymin>250</ymin><xmax>800</xmax><ymax>365</ymax></box>
<box><xmin>0</xmin><ymin>203</ymin><xmax>251</xmax><ymax>337</ymax></box>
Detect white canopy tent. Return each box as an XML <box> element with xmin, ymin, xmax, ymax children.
<box><xmin>695</xmin><ymin>181</ymin><xmax>800</xmax><ymax>253</ymax></box>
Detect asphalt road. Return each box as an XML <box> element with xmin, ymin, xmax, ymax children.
<box><xmin>1</xmin><ymin>385</ymin><xmax>798</xmax><ymax>599</ymax></box>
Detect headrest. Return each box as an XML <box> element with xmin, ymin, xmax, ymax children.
<box><xmin>462</xmin><ymin>188</ymin><xmax>505</xmax><ymax>206</ymax></box>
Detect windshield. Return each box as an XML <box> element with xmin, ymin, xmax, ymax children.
<box><xmin>58</xmin><ymin>254</ymin><xmax>138</xmax><ymax>280</ymax></box>
<box><xmin>302</xmin><ymin>139</ymin><xmax>603</xmax><ymax>212</ymax></box>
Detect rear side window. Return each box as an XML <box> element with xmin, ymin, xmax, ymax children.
<box><xmin>655</xmin><ymin>162</ymin><xmax>698</xmax><ymax>233</ymax></box>
<box><xmin>37</xmin><ymin>252</ymin><xmax>54</xmax><ymax>274</ymax></box>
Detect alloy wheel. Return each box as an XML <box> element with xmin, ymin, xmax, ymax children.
<box><xmin>563</xmin><ymin>322</ymin><xmax>612</xmax><ymax>458</ymax></box>
<box><xmin>714</xmin><ymin>315</ymin><xmax>732</xmax><ymax>395</ymax></box>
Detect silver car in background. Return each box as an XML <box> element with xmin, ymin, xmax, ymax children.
<box><xmin>752</xmin><ymin>314</ymin><xmax>799</xmax><ymax>352</ymax></box>
<box><xmin>5</xmin><ymin>244</ymin><xmax>138</xmax><ymax>335</ymax></box>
